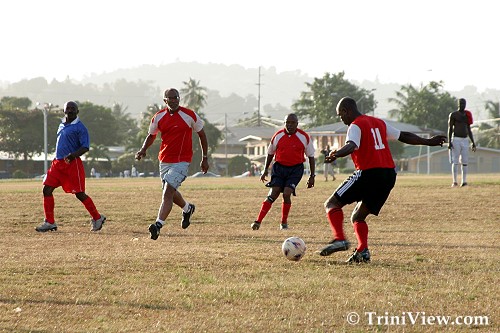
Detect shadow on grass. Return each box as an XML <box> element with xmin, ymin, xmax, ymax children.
<box><xmin>0</xmin><ymin>297</ymin><xmax>174</xmax><ymax>311</ymax></box>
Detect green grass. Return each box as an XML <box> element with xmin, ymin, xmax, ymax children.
<box><xmin>0</xmin><ymin>174</ymin><xmax>498</xmax><ymax>332</ymax></box>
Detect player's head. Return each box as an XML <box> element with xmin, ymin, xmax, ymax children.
<box><xmin>284</xmin><ymin>113</ymin><xmax>298</xmax><ymax>134</ymax></box>
<box><xmin>458</xmin><ymin>98</ymin><xmax>466</xmax><ymax>110</ymax></box>
<box><xmin>336</xmin><ymin>97</ymin><xmax>360</xmax><ymax>125</ymax></box>
<box><xmin>164</xmin><ymin>88</ymin><xmax>180</xmax><ymax>111</ymax></box>
<box><xmin>63</xmin><ymin>101</ymin><xmax>79</xmax><ymax>121</ymax></box>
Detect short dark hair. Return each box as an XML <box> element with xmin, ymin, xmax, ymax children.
<box><xmin>164</xmin><ymin>88</ymin><xmax>179</xmax><ymax>98</ymax></box>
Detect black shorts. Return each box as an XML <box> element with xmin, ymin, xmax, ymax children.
<box><xmin>334</xmin><ymin>168</ymin><xmax>397</xmax><ymax>215</ymax></box>
<box><xmin>266</xmin><ymin>162</ymin><xmax>304</xmax><ymax>196</ymax></box>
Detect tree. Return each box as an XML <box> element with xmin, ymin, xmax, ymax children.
<box><xmin>388</xmin><ymin>81</ymin><xmax>455</xmax><ymax>132</ymax></box>
<box><xmin>180</xmin><ymin>78</ymin><xmax>208</xmax><ymax>113</ymax></box>
<box><xmin>292</xmin><ymin>72</ymin><xmax>377</xmax><ymax>127</ymax></box>
<box><xmin>0</xmin><ymin>96</ymin><xmax>32</xmax><ymax>110</ymax></box>
<box><xmin>228</xmin><ymin>155</ymin><xmax>251</xmax><ymax>176</ymax></box>
<box><xmin>77</xmin><ymin>101</ymin><xmax>121</xmax><ymax>146</ymax></box>
<box><xmin>0</xmin><ymin>97</ymin><xmax>59</xmax><ymax>160</ymax></box>
<box><xmin>111</xmin><ymin>102</ymin><xmax>139</xmax><ymax>149</ymax></box>
<box><xmin>477</xmin><ymin>100</ymin><xmax>500</xmax><ymax>148</ymax></box>
<box><xmin>179</xmin><ymin>79</ymin><xmax>222</xmax><ymax>175</ymax></box>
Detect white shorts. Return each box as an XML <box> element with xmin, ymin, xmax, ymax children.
<box><xmin>451</xmin><ymin>137</ymin><xmax>470</xmax><ymax>164</ymax></box>
<box><xmin>159</xmin><ymin>162</ymin><xmax>190</xmax><ymax>189</ymax></box>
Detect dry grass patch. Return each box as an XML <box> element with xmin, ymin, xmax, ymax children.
<box><xmin>0</xmin><ymin>174</ymin><xmax>498</xmax><ymax>332</ymax></box>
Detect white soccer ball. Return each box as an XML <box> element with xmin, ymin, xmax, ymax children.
<box><xmin>282</xmin><ymin>237</ymin><xmax>306</xmax><ymax>261</ymax></box>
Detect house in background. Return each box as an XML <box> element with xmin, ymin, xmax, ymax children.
<box><xmin>212</xmin><ymin>126</ymin><xmax>278</xmax><ymax>174</ymax></box>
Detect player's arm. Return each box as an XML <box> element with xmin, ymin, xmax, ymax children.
<box><xmin>325</xmin><ymin>141</ymin><xmax>357</xmax><ymax>163</ymax></box>
<box><xmin>398</xmin><ymin>132</ymin><xmax>447</xmax><ymax>146</ymax></box>
<box><xmin>467</xmin><ymin>125</ymin><xmax>476</xmax><ymax>151</ymax></box>
<box><xmin>197</xmin><ymin>129</ymin><xmax>209</xmax><ymax>173</ymax></box>
<box><xmin>136</xmin><ymin>134</ymin><xmax>157</xmax><ymax>160</ymax></box>
<box><xmin>64</xmin><ymin>147</ymin><xmax>89</xmax><ymax>163</ymax></box>
<box><xmin>306</xmin><ymin>156</ymin><xmax>316</xmax><ymax>188</ymax></box>
<box><xmin>448</xmin><ymin>113</ymin><xmax>454</xmax><ymax>149</ymax></box>
<box><xmin>260</xmin><ymin>154</ymin><xmax>274</xmax><ymax>182</ymax></box>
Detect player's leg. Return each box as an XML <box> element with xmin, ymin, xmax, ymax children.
<box><xmin>252</xmin><ymin>187</ymin><xmax>280</xmax><ymax>230</ymax></box>
<box><xmin>174</xmin><ymin>190</ymin><xmax>195</xmax><ymax>229</ymax></box>
<box><xmin>451</xmin><ymin>140</ymin><xmax>461</xmax><ymax>186</ymax></box>
<box><xmin>348</xmin><ymin>202</ymin><xmax>371</xmax><ymax>263</ymax></box>
<box><xmin>460</xmin><ymin>139</ymin><xmax>470</xmax><ymax>186</ymax></box>
<box><xmin>75</xmin><ymin>192</ymin><xmax>106</xmax><ymax>231</ymax></box>
<box><xmin>36</xmin><ymin>185</ymin><xmax>58</xmax><ymax>232</ymax></box>
<box><xmin>37</xmin><ymin>160</ymin><xmax>62</xmax><ymax>232</ymax></box>
<box><xmin>280</xmin><ymin>187</ymin><xmax>293</xmax><ymax>229</ymax></box>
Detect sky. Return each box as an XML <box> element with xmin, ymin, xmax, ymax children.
<box><xmin>1</xmin><ymin>0</ymin><xmax>499</xmax><ymax>92</ymax></box>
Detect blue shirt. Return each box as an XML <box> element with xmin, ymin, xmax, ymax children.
<box><xmin>55</xmin><ymin>117</ymin><xmax>90</xmax><ymax>160</ymax></box>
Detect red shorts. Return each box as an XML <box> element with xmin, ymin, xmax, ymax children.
<box><xmin>43</xmin><ymin>158</ymin><xmax>86</xmax><ymax>194</ymax></box>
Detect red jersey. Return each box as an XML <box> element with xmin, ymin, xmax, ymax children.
<box><xmin>465</xmin><ymin>110</ymin><xmax>473</xmax><ymax>125</ymax></box>
<box><xmin>348</xmin><ymin>115</ymin><xmax>398</xmax><ymax>170</ymax></box>
<box><xmin>267</xmin><ymin>128</ymin><xmax>315</xmax><ymax>166</ymax></box>
<box><xmin>148</xmin><ymin>106</ymin><xmax>204</xmax><ymax>163</ymax></box>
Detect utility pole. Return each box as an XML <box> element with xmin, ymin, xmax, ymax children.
<box><xmin>256</xmin><ymin>66</ymin><xmax>262</xmax><ymax>126</ymax></box>
<box><xmin>36</xmin><ymin>102</ymin><xmax>52</xmax><ymax>175</ymax></box>
<box><xmin>225</xmin><ymin>113</ymin><xmax>228</xmax><ymax>176</ymax></box>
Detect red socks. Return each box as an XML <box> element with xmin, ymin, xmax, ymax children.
<box><xmin>82</xmin><ymin>196</ymin><xmax>101</xmax><ymax>221</ymax></box>
<box><xmin>281</xmin><ymin>203</ymin><xmax>291</xmax><ymax>223</ymax></box>
<box><xmin>43</xmin><ymin>195</ymin><xmax>55</xmax><ymax>223</ymax></box>
<box><xmin>256</xmin><ymin>200</ymin><xmax>273</xmax><ymax>223</ymax></box>
<box><xmin>327</xmin><ymin>208</ymin><xmax>345</xmax><ymax>240</ymax></box>
<box><xmin>353</xmin><ymin>220</ymin><xmax>369</xmax><ymax>251</ymax></box>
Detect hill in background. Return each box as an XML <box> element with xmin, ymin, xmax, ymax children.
<box><xmin>1</xmin><ymin>61</ymin><xmax>498</xmax><ymax>125</ymax></box>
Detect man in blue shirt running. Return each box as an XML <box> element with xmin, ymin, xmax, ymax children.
<box><xmin>36</xmin><ymin>101</ymin><xmax>106</xmax><ymax>232</ymax></box>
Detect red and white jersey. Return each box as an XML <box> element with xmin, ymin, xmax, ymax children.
<box><xmin>347</xmin><ymin>115</ymin><xmax>400</xmax><ymax>170</ymax></box>
<box><xmin>148</xmin><ymin>106</ymin><xmax>204</xmax><ymax>163</ymax></box>
<box><xmin>267</xmin><ymin>128</ymin><xmax>315</xmax><ymax>166</ymax></box>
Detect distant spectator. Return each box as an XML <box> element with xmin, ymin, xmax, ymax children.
<box><xmin>448</xmin><ymin>98</ymin><xmax>476</xmax><ymax>187</ymax></box>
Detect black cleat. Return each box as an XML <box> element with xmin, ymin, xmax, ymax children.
<box><xmin>318</xmin><ymin>239</ymin><xmax>350</xmax><ymax>256</ymax></box>
<box><xmin>181</xmin><ymin>203</ymin><xmax>195</xmax><ymax>229</ymax></box>
<box><xmin>251</xmin><ymin>221</ymin><xmax>261</xmax><ymax>230</ymax></box>
<box><xmin>149</xmin><ymin>222</ymin><xmax>162</xmax><ymax>240</ymax></box>
<box><xmin>346</xmin><ymin>248</ymin><xmax>371</xmax><ymax>263</ymax></box>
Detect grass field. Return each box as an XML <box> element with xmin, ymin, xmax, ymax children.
<box><xmin>0</xmin><ymin>174</ymin><xmax>498</xmax><ymax>332</ymax></box>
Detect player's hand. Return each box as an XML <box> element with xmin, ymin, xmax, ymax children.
<box><xmin>429</xmin><ymin>135</ymin><xmax>447</xmax><ymax>147</ymax></box>
<box><xmin>325</xmin><ymin>150</ymin><xmax>338</xmax><ymax>163</ymax></box>
<box><xmin>471</xmin><ymin>143</ymin><xmax>476</xmax><ymax>152</ymax></box>
<box><xmin>200</xmin><ymin>158</ymin><xmax>209</xmax><ymax>174</ymax></box>
<box><xmin>260</xmin><ymin>172</ymin><xmax>268</xmax><ymax>183</ymax></box>
<box><xmin>135</xmin><ymin>149</ymin><xmax>146</xmax><ymax>161</ymax></box>
<box><xmin>448</xmin><ymin>142</ymin><xmax>453</xmax><ymax>150</ymax></box>
<box><xmin>64</xmin><ymin>153</ymin><xmax>75</xmax><ymax>164</ymax></box>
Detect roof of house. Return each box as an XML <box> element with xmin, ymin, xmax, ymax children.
<box><xmin>221</xmin><ymin>126</ymin><xmax>278</xmax><ymax>145</ymax></box>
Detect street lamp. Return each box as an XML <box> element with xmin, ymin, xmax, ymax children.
<box><xmin>36</xmin><ymin>102</ymin><xmax>52</xmax><ymax>175</ymax></box>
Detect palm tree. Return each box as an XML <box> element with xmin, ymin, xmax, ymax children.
<box><xmin>180</xmin><ymin>78</ymin><xmax>207</xmax><ymax>114</ymax></box>
<box><xmin>87</xmin><ymin>144</ymin><xmax>110</xmax><ymax>162</ymax></box>
<box><xmin>481</xmin><ymin>100</ymin><xmax>500</xmax><ymax>148</ymax></box>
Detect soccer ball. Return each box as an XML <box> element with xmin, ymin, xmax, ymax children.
<box><xmin>282</xmin><ymin>237</ymin><xmax>306</xmax><ymax>261</ymax></box>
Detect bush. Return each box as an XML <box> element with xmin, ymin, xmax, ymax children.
<box><xmin>12</xmin><ymin>170</ymin><xmax>28</xmax><ymax>179</ymax></box>
<box><xmin>228</xmin><ymin>155</ymin><xmax>251</xmax><ymax>176</ymax></box>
